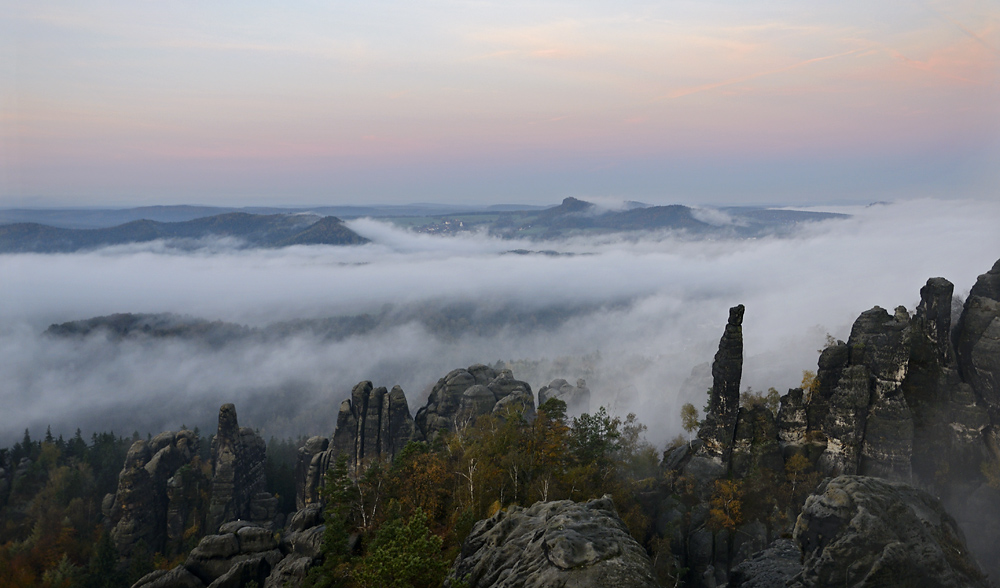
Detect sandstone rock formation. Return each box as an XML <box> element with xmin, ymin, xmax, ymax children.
<box><xmin>791</xmin><ymin>475</ymin><xmax>989</xmax><ymax>588</ymax></box>
<box><xmin>133</xmin><ymin>521</ymin><xmax>285</xmax><ymax>588</ymax></box>
<box><xmin>295</xmin><ymin>381</ymin><xmax>414</xmax><ymax>505</ymax></box>
<box><xmin>413</xmin><ymin>364</ymin><xmax>535</xmax><ymax>441</ymax></box>
<box><xmin>661</xmin><ymin>262</ymin><xmax>1000</xmax><ymax>587</ymax></box>
<box><xmin>108</xmin><ymin>429</ymin><xmax>203</xmax><ymax>557</ymax></box>
<box><xmin>330</xmin><ymin>382</ymin><xmax>413</xmax><ymax>477</ymax></box>
<box><xmin>955</xmin><ymin>258</ymin><xmax>1000</xmax><ymax>422</ymax></box>
<box><xmin>445</xmin><ymin>496</ymin><xmax>659</xmax><ymax>588</ymax></box>
<box><xmin>697</xmin><ymin>304</ymin><xmax>744</xmax><ymax>462</ymax></box>
<box><xmin>207</xmin><ymin>404</ymin><xmax>276</xmax><ymax>533</ymax></box>
<box><xmin>537</xmin><ymin>377</ymin><xmax>591</xmax><ymax>414</ymax></box>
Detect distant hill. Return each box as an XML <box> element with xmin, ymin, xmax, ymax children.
<box><xmin>0</xmin><ymin>212</ymin><xmax>368</xmax><ymax>253</ymax></box>
<box><xmin>0</xmin><ymin>203</ymin><xmax>549</xmax><ymax>229</ymax></box>
<box><xmin>389</xmin><ymin>198</ymin><xmax>848</xmax><ymax>238</ymax></box>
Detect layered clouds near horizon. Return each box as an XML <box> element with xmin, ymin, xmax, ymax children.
<box><xmin>2</xmin><ymin>198</ymin><xmax>998</xmax><ymax>446</ymax></box>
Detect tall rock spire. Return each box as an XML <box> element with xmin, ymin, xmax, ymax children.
<box><xmin>697</xmin><ymin>304</ymin><xmax>744</xmax><ymax>463</ymax></box>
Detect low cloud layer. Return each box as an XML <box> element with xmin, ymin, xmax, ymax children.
<box><xmin>2</xmin><ymin>199</ymin><xmax>999</xmax><ymax>446</ymax></box>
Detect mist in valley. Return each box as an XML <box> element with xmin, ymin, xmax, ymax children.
<box><xmin>2</xmin><ymin>198</ymin><xmax>999</xmax><ymax>447</ymax></box>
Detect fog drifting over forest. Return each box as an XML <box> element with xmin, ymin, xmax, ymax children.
<box><xmin>2</xmin><ymin>198</ymin><xmax>999</xmax><ymax>446</ymax></box>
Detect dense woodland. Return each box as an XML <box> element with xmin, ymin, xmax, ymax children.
<box><xmin>0</xmin><ymin>382</ymin><xmax>834</xmax><ymax>588</ymax></box>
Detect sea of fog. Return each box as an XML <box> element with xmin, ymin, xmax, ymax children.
<box><xmin>2</xmin><ymin>198</ymin><xmax>999</xmax><ymax>447</ymax></box>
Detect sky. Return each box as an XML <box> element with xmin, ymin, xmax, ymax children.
<box><xmin>2</xmin><ymin>1</ymin><xmax>999</xmax><ymax>207</ymax></box>
<box><xmin>2</xmin><ymin>199</ymin><xmax>999</xmax><ymax>445</ymax></box>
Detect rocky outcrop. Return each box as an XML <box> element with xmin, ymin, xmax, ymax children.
<box><xmin>413</xmin><ymin>364</ymin><xmax>535</xmax><ymax>441</ymax></box>
<box><xmin>108</xmin><ymin>430</ymin><xmax>203</xmax><ymax>557</ymax></box>
<box><xmin>729</xmin><ymin>539</ymin><xmax>802</xmax><ymax>588</ymax></box>
<box><xmin>329</xmin><ymin>382</ymin><xmax>414</xmax><ymax>477</ymax></box>
<box><xmin>133</xmin><ymin>521</ymin><xmax>284</xmax><ymax>588</ymax></box>
<box><xmin>955</xmin><ymin>258</ymin><xmax>1000</xmax><ymax>422</ymax></box>
<box><xmin>207</xmin><ymin>404</ymin><xmax>276</xmax><ymax>533</ymax></box>
<box><xmin>445</xmin><ymin>496</ymin><xmax>658</xmax><ymax>588</ymax></box>
<box><xmin>815</xmin><ymin>306</ymin><xmax>914</xmax><ymax>480</ymax></box>
<box><xmin>791</xmin><ymin>475</ymin><xmax>989</xmax><ymax>588</ymax></box>
<box><xmin>294</xmin><ymin>436</ymin><xmax>329</xmax><ymax>510</ymax></box>
<box><xmin>295</xmin><ymin>381</ymin><xmax>414</xmax><ymax>503</ymax></box>
<box><xmin>697</xmin><ymin>304</ymin><xmax>744</xmax><ymax>462</ymax></box>
<box><xmin>537</xmin><ymin>378</ymin><xmax>591</xmax><ymax>414</ymax></box>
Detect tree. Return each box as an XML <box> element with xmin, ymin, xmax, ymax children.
<box><xmin>680</xmin><ymin>403</ymin><xmax>699</xmax><ymax>438</ymax></box>
<box><xmin>707</xmin><ymin>479</ymin><xmax>743</xmax><ymax>532</ymax></box>
<box><xmin>355</xmin><ymin>508</ymin><xmax>447</xmax><ymax>588</ymax></box>
<box><xmin>306</xmin><ymin>455</ymin><xmax>358</xmax><ymax>588</ymax></box>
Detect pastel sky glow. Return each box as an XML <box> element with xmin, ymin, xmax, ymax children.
<box><xmin>2</xmin><ymin>1</ymin><xmax>999</xmax><ymax>206</ymax></box>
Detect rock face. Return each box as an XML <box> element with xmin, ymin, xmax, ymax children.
<box><xmin>207</xmin><ymin>404</ymin><xmax>276</xmax><ymax>533</ymax></box>
<box><xmin>791</xmin><ymin>475</ymin><xmax>989</xmax><ymax>588</ymax></box>
<box><xmin>108</xmin><ymin>430</ymin><xmax>204</xmax><ymax>557</ymax></box>
<box><xmin>697</xmin><ymin>304</ymin><xmax>744</xmax><ymax>462</ymax></box>
<box><xmin>133</xmin><ymin>521</ymin><xmax>285</xmax><ymax>588</ymax></box>
<box><xmin>955</xmin><ymin>258</ymin><xmax>1000</xmax><ymax>422</ymax></box>
<box><xmin>445</xmin><ymin>496</ymin><xmax>658</xmax><ymax>588</ymax></box>
<box><xmin>537</xmin><ymin>378</ymin><xmax>591</xmax><ymax>414</ymax></box>
<box><xmin>413</xmin><ymin>364</ymin><xmax>536</xmax><ymax>441</ymax></box>
<box><xmin>330</xmin><ymin>381</ymin><xmax>414</xmax><ymax>477</ymax></box>
<box><xmin>729</xmin><ymin>539</ymin><xmax>802</xmax><ymax>588</ymax></box>
<box><xmin>295</xmin><ymin>381</ymin><xmax>414</xmax><ymax>504</ymax></box>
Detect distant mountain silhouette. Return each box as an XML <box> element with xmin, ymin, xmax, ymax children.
<box><xmin>0</xmin><ymin>212</ymin><xmax>368</xmax><ymax>253</ymax></box>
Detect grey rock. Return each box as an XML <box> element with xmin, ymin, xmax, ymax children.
<box><xmin>729</xmin><ymin>539</ymin><xmax>802</xmax><ymax>588</ymax></box>
<box><xmin>189</xmin><ymin>534</ymin><xmax>240</xmax><ymax>560</ymax></box>
<box><xmin>264</xmin><ymin>555</ymin><xmax>313</xmax><ymax>588</ymax></box>
<box><xmin>236</xmin><ymin>526</ymin><xmax>276</xmax><ymax>553</ymax></box>
<box><xmin>537</xmin><ymin>378</ymin><xmax>591</xmax><ymax>414</ymax></box>
<box><xmin>955</xmin><ymin>258</ymin><xmax>1000</xmax><ymax>421</ymax></box>
<box><xmin>445</xmin><ymin>496</ymin><xmax>658</xmax><ymax>588</ymax></box>
<box><xmin>327</xmin><ymin>381</ymin><xmax>414</xmax><ymax>478</ymax></box>
<box><xmin>414</xmin><ymin>365</ymin><xmax>535</xmax><ymax>441</ymax></box>
<box><xmin>207</xmin><ymin>404</ymin><xmax>272</xmax><ymax>532</ymax></box>
<box><xmin>285</xmin><ymin>503</ymin><xmax>323</xmax><ymax>534</ymax></box>
<box><xmin>131</xmin><ymin>566</ymin><xmax>206</xmax><ymax>588</ymax></box>
<box><xmin>281</xmin><ymin>524</ymin><xmax>325</xmax><ymax>559</ymax></box>
<box><xmin>697</xmin><ymin>305</ymin><xmax>744</xmax><ymax>463</ymax></box>
<box><xmin>791</xmin><ymin>475</ymin><xmax>989</xmax><ymax>588</ymax></box>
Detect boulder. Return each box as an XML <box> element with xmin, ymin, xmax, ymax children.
<box><xmin>445</xmin><ymin>496</ymin><xmax>658</xmax><ymax>588</ymax></box>
<box><xmin>728</xmin><ymin>539</ymin><xmax>802</xmax><ymax>588</ymax></box>
<box><xmin>791</xmin><ymin>475</ymin><xmax>989</xmax><ymax>588</ymax></box>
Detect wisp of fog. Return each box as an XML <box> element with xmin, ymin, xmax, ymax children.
<box><xmin>2</xmin><ymin>199</ymin><xmax>999</xmax><ymax>446</ymax></box>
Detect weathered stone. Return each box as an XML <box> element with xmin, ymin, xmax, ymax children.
<box><xmin>132</xmin><ymin>566</ymin><xmax>206</xmax><ymax>588</ymax></box>
<box><xmin>281</xmin><ymin>524</ymin><xmax>325</xmax><ymax>559</ymax></box>
<box><xmin>414</xmin><ymin>365</ymin><xmax>535</xmax><ymax>441</ymax></box>
<box><xmin>285</xmin><ymin>503</ymin><xmax>323</xmax><ymax>534</ymax></box>
<box><xmin>207</xmin><ymin>404</ymin><xmax>271</xmax><ymax>532</ymax></box>
<box><xmin>537</xmin><ymin>378</ymin><xmax>591</xmax><ymax>414</ymax></box>
<box><xmin>237</xmin><ymin>526</ymin><xmax>276</xmax><ymax>553</ymax></box>
<box><xmin>777</xmin><ymin>388</ymin><xmax>807</xmax><ymax>452</ymax></box>
<box><xmin>791</xmin><ymin>475</ymin><xmax>989</xmax><ymax>588</ymax></box>
<box><xmin>294</xmin><ymin>436</ymin><xmax>328</xmax><ymax>510</ymax></box>
<box><xmin>264</xmin><ymin>555</ymin><xmax>313</xmax><ymax>588</ymax></box>
<box><xmin>697</xmin><ymin>305</ymin><xmax>744</xmax><ymax>463</ymax></box>
<box><xmin>327</xmin><ymin>381</ymin><xmax>415</xmax><ymax>478</ymax></box>
<box><xmin>729</xmin><ymin>539</ymin><xmax>802</xmax><ymax>588</ymax></box>
<box><xmin>955</xmin><ymin>258</ymin><xmax>1000</xmax><ymax>421</ymax></box>
<box><xmin>189</xmin><ymin>534</ymin><xmax>240</xmax><ymax>559</ymax></box>
<box><xmin>445</xmin><ymin>497</ymin><xmax>658</xmax><ymax>588</ymax></box>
